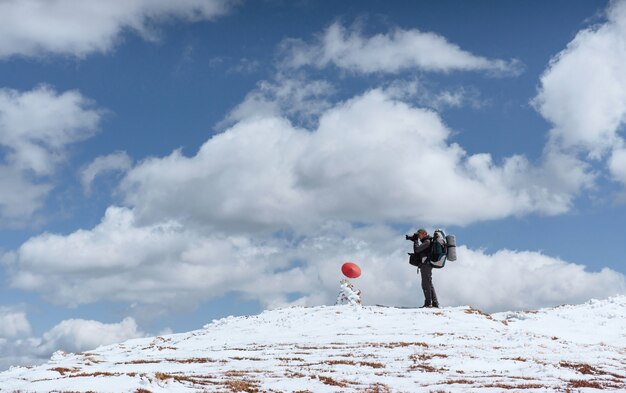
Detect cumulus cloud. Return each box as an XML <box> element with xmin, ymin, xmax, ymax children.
<box><xmin>0</xmin><ymin>308</ymin><xmax>31</xmax><ymax>338</ymax></box>
<box><xmin>280</xmin><ymin>21</ymin><xmax>522</xmax><ymax>75</ymax></box>
<box><xmin>4</xmin><ymin>208</ymin><xmax>625</xmax><ymax>314</ymax></box>
<box><xmin>0</xmin><ymin>86</ymin><xmax>102</xmax><ymax>224</ymax></box>
<box><xmin>121</xmin><ymin>89</ymin><xmax>586</xmax><ymax>233</ymax></box>
<box><xmin>609</xmin><ymin>146</ymin><xmax>626</xmax><ymax>185</ymax></box>
<box><xmin>438</xmin><ymin>247</ymin><xmax>626</xmax><ymax>312</ymax></box>
<box><xmin>3</xmin><ymin>85</ymin><xmax>603</xmax><ymax>313</ymax></box>
<box><xmin>534</xmin><ymin>0</ymin><xmax>626</xmax><ymax>188</ymax></box>
<box><xmin>80</xmin><ymin>151</ymin><xmax>132</xmax><ymax>195</ymax></box>
<box><xmin>257</xmin><ymin>226</ymin><xmax>626</xmax><ymax>312</ymax></box>
<box><xmin>1</xmin><ymin>74</ymin><xmax>599</xmax><ymax>319</ymax></box>
<box><xmin>219</xmin><ymin>74</ymin><xmax>336</xmax><ymax>129</ymax></box>
<box><xmin>0</xmin><ymin>0</ymin><xmax>235</xmax><ymax>59</ymax></box>
<box><xmin>0</xmin><ymin>166</ymin><xmax>51</xmax><ymax>221</ymax></box>
<box><xmin>0</xmin><ymin>86</ymin><xmax>101</xmax><ymax>175</ymax></box>
<box><xmin>0</xmin><ymin>313</ymin><xmax>144</xmax><ymax>370</ymax></box>
<box><xmin>5</xmin><ymin>206</ymin><xmax>286</xmax><ymax>307</ymax></box>
<box><xmin>37</xmin><ymin>317</ymin><xmax>143</xmax><ymax>355</ymax></box>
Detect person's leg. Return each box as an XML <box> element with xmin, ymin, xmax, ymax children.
<box><xmin>431</xmin><ymin>281</ymin><xmax>439</xmax><ymax>308</ymax></box>
<box><xmin>420</xmin><ymin>264</ymin><xmax>433</xmax><ymax>306</ymax></box>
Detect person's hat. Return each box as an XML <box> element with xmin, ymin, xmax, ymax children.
<box><xmin>417</xmin><ymin>228</ymin><xmax>427</xmax><ymax>234</ymax></box>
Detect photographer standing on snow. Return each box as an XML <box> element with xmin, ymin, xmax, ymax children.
<box><xmin>406</xmin><ymin>229</ymin><xmax>439</xmax><ymax>308</ymax></box>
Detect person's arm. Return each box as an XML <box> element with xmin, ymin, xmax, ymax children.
<box><xmin>413</xmin><ymin>239</ymin><xmax>431</xmax><ymax>254</ymax></box>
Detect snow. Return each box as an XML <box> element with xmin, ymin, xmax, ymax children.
<box><xmin>0</xmin><ymin>296</ymin><xmax>625</xmax><ymax>392</ymax></box>
<box><xmin>335</xmin><ymin>279</ymin><xmax>362</xmax><ymax>305</ymax></box>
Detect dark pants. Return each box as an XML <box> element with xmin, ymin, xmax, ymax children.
<box><xmin>419</xmin><ymin>263</ymin><xmax>438</xmax><ymax>306</ymax></box>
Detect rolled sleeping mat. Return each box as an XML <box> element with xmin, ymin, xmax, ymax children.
<box><xmin>446</xmin><ymin>234</ymin><xmax>457</xmax><ymax>261</ymax></box>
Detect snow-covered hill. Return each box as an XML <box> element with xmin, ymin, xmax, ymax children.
<box><xmin>1</xmin><ymin>297</ymin><xmax>625</xmax><ymax>392</ymax></box>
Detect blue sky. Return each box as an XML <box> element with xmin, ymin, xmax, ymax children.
<box><xmin>1</xmin><ymin>0</ymin><xmax>625</xmax><ymax>369</ymax></box>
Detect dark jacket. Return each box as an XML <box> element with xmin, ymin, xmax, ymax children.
<box><xmin>413</xmin><ymin>236</ymin><xmax>432</xmax><ymax>265</ymax></box>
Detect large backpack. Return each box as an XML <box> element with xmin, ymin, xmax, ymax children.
<box><xmin>429</xmin><ymin>229</ymin><xmax>447</xmax><ymax>268</ymax></box>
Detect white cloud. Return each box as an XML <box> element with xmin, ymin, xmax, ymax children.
<box><xmin>438</xmin><ymin>247</ymin><xmax>626</xmax><ymax>312</ymax></box>
<box><xmin>0</xmin><ymin>0</ymin><xmax>235</xmax><ymax>59</ymax></box>
<box><xmin>280</xmin><ymin>21</ymin><xmax>522</xmax><ymax>75</ymax></box>
<box><xmin>219</xmin><ymin>74</ymin><xmax>336</xmax><ymax>129</ymax></box>
<box><xmin>0</xmin><ymin>166</ymin><xmax>51</xmax><ymax>221</ymax></box>
<box><xmin>4</xmin><ymin>209</ymin><xmax>625</xmax><ymax>314</ymax></box>
<box><xmin>534</xmin><ymin>0</ymin><xmax>626</xmax><ymax>157</ymax></box>
<box><xmin>0</xmin><ymin>86</ymin><xmax>102</xmax><ymax>224</ymax></box>
<box><xmin>0</xmin><ymin>308</ymin><xmax>31</xmax><ymax>338</ymax></box>
<box><xmin>261</xmin><ymin>226</ymin><xmax>626</xmax><ymax>312</ymax></box>
<box><xmin>1</xmin><ymin>78</ymin><xmax>599</xmax><ymax>321</ymax></box>
<box><xmin>534</xmin><ymin>0</ymin><xmax>626</xmax><ymax>170</ymax></box>
<box><xmin>609</xmin><ymin>146</ymin><xmax>626</xmax><ymax>185</ymax></box>
<box><xmin>0</xmin><ymin>86</ymin><xmax>101</xmax><ymax>175</ymax></box>
<box><xmin>5</xmin><ymin>206</ymin><xmax>285</xmax><ymax>307</ymax></box>
<box><xmin>122</xmin><ymin>89</ymin><xmax>585</xmax><ymax>233</ymax></box>
<box><xmin>37</xmin><ymin>317</ymin><xmax>143</xmax><ymax>355</ymax></box>
<box><xmin>0</xmin><ymin>313</ymin><xmax>144</xmax><ymax>370</ymax></box>
<box><xmin>80</xmin><ymin>151</ymin><xmax>132</xmax><ymax>195</ymax></box>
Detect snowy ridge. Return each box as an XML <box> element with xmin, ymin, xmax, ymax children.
<box><xmin>1</xmin><ymin>297</ymin><xmax>625</xmax><ymax>392</ymax></box>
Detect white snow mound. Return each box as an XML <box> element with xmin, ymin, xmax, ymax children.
<box><xmin>1</xmin><ymin>297</ymin><xmax>625</xmax><ymax>392</ymax></box>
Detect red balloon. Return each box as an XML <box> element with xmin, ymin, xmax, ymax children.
<box><xmin>341</xmin><ymin>262</ymin><xmax>361</xmax><ymax>279</ymax></box>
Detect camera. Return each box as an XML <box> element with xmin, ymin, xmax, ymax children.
<box><xmin>406</xmin><ymin>233</ymin><xmax>418</xmax><ymax>242</ymax></box>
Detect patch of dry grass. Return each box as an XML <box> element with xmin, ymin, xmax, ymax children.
<box><xmin>223</xmin><ymin>370</ymin><xmax>251</xmax><ymax>377</ymax></box>
<box><xmin>167</xmin><ymin>357</ymin><xmax>216</xmax><ymax>364</ymax></box>
<box><xmin>221</xmin><ymin>379</ymin><xmax>260</xmax><ymax>392</ymax></box>
<box><xmin>286</xmin><ymin>370</ymin><xmax>307</xmax><ymax>378</ymax></box>
<box><xmin>481</xmin><ymin>383</ymin><xmax>546</xmax><ymax>389</ymax></box>
<box><xmin>295</xmin><ymin>345</ymin><xmax>330</xmax><ymax>350</ymax></box>
<box><xmin>374</xmin><ymin>341</ymin><xmax>428</xmax><ymax>348</ymax></box>
<box><xmin>229</xmin><ymin>356</ymin><xmax>262</xmax><ymax>361</ymax></box>
<box><xmin>154</xmin><ymin>372</ymin><xmax>197</xmax><ymax>384</ymax></box>
<box><xmin>444</xmin><ymin>379</ymin><xmax>474</xmax><ymax>385</ymax></box>
<box><xmin>358</xmin><ymin>383</ymin><xmax>392</xmax><ymax>392</ymax></box>
<box><xmin>560</xmin><ymin>360</ymin><xmax>625</xmax><ymax>379</ymax></box>
<box><xmin>410</xmin><ymin>364</ymin><xmax>443</xmax><ymax>373</ymax></box>
<box><xmin>568</xmin><ymin>379</ymin><xmax>604</xmax><ymax>389</ymax></box>
<box><xmin>323</xmin><ymin>359</ymin><xmax>385</xmax><ymax>369</ymax></box>
<box><xmin>70</xmin><ymin>371</ymin><xmax>117</xmax><ymax>378</ymax></box>
<box><xmin>560</xmin><ymin>361</ymin><xmax>599</xmax><ymax>375</ymax></box>
<box><xmin>277</xmin><ymin>357</ymin><xmax>305</xmax><ymax>362</ymax></box>
<box><xmin>464</xmin><ymin>307</ymin><xmax>493</xmax><ymax>318</ymax></box>
<box><xmin>119</xmin><ymin>359</ymin><xmax>162</xmax><ymax>364</ymax></box>
<box><xmin>410</xmin><ymin>353</ymin><xmax>448</xmax><ymax>362</ymax></box>
<box><xmin>83</xmin><ymin>356</ymin><xmax>103</xmax><ymax>364</ymax></box>
<box><xmin>49</xmin><ymin>367</ymin><xmax>77</xmax><ymax>375</ymax></box>
<box><xmin>317</xmin><ymin>375</ymin><xmax>350</xmax><ymax>387</ymax></box>
<box><xmin>156</xmin><ymin>346</ymin><xmax>177</xmax><ymax>351</ymax></box>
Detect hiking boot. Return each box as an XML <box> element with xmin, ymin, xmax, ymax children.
<box><xmin>432</xmin><ymin>303</ymin><xmax>440</xmax><ymax>308</ymax></box>
<box><xmin>419</xmin><ymin>304</ymin><xmax>432</xmax><ymax>308</ymax></box>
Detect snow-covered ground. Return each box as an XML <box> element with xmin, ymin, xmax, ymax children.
<box><xmin>1</xmin><ymin>296</ymin><xmax>625</xmax><ymax>392</ymax></box>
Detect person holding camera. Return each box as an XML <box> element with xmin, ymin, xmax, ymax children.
<box><xmin>406</xmin><ymin>229</ymin><xmax>439</xmax><ymax>308</ymax></box>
